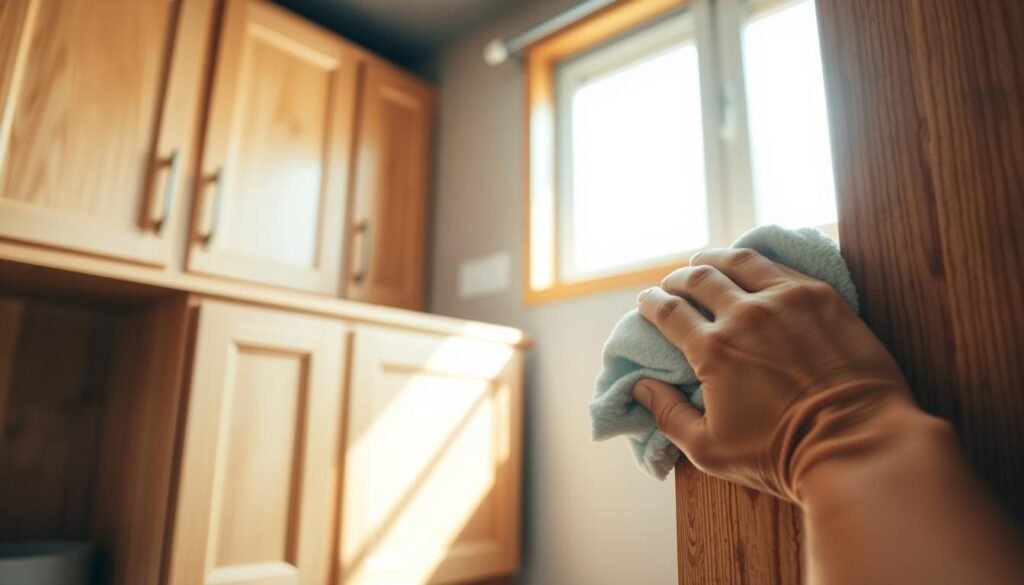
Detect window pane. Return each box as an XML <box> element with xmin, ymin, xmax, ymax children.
<box><xmin>565</xmin><ymin>42</ymin><xmax>708</xmax><ymax>278</ymax></box>
<box><xmin>743</xmin><ymin>0</ymin><xmax>837</xmax><ymax>228</ymax></box>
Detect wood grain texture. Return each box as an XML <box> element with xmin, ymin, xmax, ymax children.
<box><xmin>674</xmin><ymin>466</ymin><xmax>802</xmax><ymax>585</ymax></box>
<box><xmin>188</xmin><ymin>0</ymin><xmax>359</xmax><ymax>294</ymax></box>
<box><xmin>817</xmin><ymin>0</ymin><xmax>1024</xmax><ymax>519</ymax></box>
<box><xmin>166</xmin><ymin>300</ymin><xmax>346</xmax><ymax>585</ymax></box>
<box><xmin>675</xmin><ymin>1</ymin><xmax>1024</xmax><ymax>583</ymax></box>
<box><xmin>0</xmin><ymin>0</ymin><xmax>214</xmax><ymax>265</ymax></box>
<box><xmin>345</xmin><ymin>57</ymin><xmax>434</xmax><ymax>311</ymax></box>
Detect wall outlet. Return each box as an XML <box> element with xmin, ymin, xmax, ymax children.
<box><xmin>458</xmin><ymin>251</ymin><xmax>511</xmax><ymax>300</ymax></box>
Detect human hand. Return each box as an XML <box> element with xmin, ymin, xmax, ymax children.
<box><xmin>631</xmin><ymin>248</ymin><xmax>930</xmax><ymax>502</ymax></box>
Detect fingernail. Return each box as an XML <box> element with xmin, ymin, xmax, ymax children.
<box><xmin>636</xmin><ymin>287</ymin><xmax>653</xmax><ymax>303</ymax></box>
<box><xmin>633</xmin><ymin>383</ymin><xmax>653</xmax><ymax>408</ymax></box>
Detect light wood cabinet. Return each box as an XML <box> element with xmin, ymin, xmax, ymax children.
<box><xmin>187</xmin><ymin>0</ymin><xmax>359</xmax><ymax>294</ymax></box>
<box><xmin>166</xmin><ymin>300</ymin><xmax>346</xmax><ymax>585</ymax></box>
<box><xmin>345</xmin><ymin>61</ymin><xmax>434</xmax><ymax>310</ymax></box>
<box><xmin>341</xmin><ymin>326</ymin><xmax>522</xmax><ymax>584</ymax></box>
<box><xmin>0</xmin><ymin>2</ymin><xmax>520</xmax><ymax>583</ymax></box>
<box><xmin>0</xmin><ymin>0</ymin><xmax>213</xmax><ymax>265</ymax></box>
<box><xmin>0</xmin><ymin>0</ymin><xmax>435</xmax><ymax>309</ymax></box>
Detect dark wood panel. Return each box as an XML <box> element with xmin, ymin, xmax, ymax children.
<box><xmin>817</xmin><ymin>0</ymin><xmax>1024</xmax><ymax>520</ymax></box>
<box><xmin>675</xmin><ymin>466</ymin><xmax>802</xmax><ymax>585</ymax></box>
<box><xmin>0</xmin><ymin>302</ymin><xmax>116</xmax><ymax>540</ymax></box>
<box><xmin>675</xmin><ymin>0</ymin><xmax>1024</xmax><ymax>583</ymax></box>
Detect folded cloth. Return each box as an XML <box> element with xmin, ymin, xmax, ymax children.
<box><xmin>590</xmin><ymin>225</ymin><xmax>860</xmax><ymax>479</ymax></box>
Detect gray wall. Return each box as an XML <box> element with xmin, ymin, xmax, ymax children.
<box><xmin>428</xmin><ymin>2</ymin><xmax>678</xmax><ymax>583</ymax></box>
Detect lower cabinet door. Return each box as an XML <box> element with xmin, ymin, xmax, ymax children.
<box><xmin>167</xmin><ymin>300</ymin><xmax>346</xmax><ymax>585</ymax></box>
<box><xmin>341</xmin><ymin>326</ymin><xmax>523</xmax><ymax>584</ymax></box>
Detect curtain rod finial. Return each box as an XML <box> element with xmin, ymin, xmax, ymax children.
<box><xmin>484</xmin><ymin>39</ymin><xmax>509</xmax><ymax>65</ymax></box>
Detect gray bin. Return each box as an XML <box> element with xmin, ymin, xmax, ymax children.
<box><xmin>0</xmin><ymin>542</ymin><xmax>92</xmax><ymax>585</ymax></box>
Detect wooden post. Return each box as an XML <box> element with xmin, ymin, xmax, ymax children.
<box><xmin>674</xmin><ymin>1</ymin><xmax>1024</xmax><ymax>583</ymax></box>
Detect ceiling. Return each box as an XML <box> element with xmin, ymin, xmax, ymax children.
<box><xmin>274</xmin><ymin>0</ymin><xmax>521</xmax><ymax>69</ymax></box>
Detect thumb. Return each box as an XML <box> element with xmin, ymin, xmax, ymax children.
<box><xmin>633</xmin><ymin>378</ymin><xmax>707</xmax><ymax>456</ymax></box>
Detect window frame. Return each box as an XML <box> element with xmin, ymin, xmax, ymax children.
<box><xmin>524</xmin><ymin>0</ymin><xmax>720</xmax><ymax>303</ymax></box>
<box><xmin>523</xmin><ymin>0</ymin><xmax>836</xmax><ymax>304</ymax></box>
<box><xmin>555</xmin><ymin>10</ymin><xmax>710</xmax><ymax>283</ymax></box>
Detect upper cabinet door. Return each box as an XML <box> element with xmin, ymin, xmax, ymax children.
<box><xmin>167</xmin><ymin>300</ymin><xmax>346</xmax><ymax>585</ymax></box>
<box><xmin>341</xmin><ymin>326</ymin><xmax>523</xmax><ymax>584</ymax></box>
<box><xmin>0</xmin><ymin>0</ymin><xmax>213</xmax><ymax>265</ymax></box>
<box><xmin>345</xmin><ymin>61</ymin><xmax>434</xmax><ymax>311</ymax></box>
<box><xmin>187</xmin><ymin>0</ymin><xmax>358</xmax><ymax>294</ymax></box>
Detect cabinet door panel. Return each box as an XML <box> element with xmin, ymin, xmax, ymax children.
<box><xmin>0</xmin><ymin>0</ymin><xmax>212</xmax><ymax>264</ymax></box>
<box><xmin>188</xmin><ymin>0</ymin><xmax>357</xmax><ymax>293</ymax></box>
<box><xmin>167</xmin><ymin>301</ymin><xmax>345</xmax><ymax>585</ymax></box>
<box><xmin>345</xmin><ymin>62</ymin><xmax>433</xmax><ymax>310</ymax></box>
<box><xmin>341</xmin><ymin>327</ymin><xmax>522</xmax><ymax>584</ymax></box>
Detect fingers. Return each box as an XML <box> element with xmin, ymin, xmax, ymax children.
<box><xmin>689</xmin><ymin>248</ymin><xmax>808</xmax><ymax>292</ymax></box>
<box><xmin>660</xmin><ymin>265</ymin><xmax>744</xmax><ymax>317</ymax></box>
<box><xmin>632</xmin><ymin>378</ymin><xmax>707</xmax><ymax>458</ymax></box>
<box><xmin>637</xmin><ymin>286</ymin><xmax>709</xmax><ymax>354</ymax></box>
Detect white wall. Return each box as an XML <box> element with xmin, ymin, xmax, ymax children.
<box><xmin>428</xmin><ymin>2</ymin><xmax>678</xmax><ymax>583</ymax></box>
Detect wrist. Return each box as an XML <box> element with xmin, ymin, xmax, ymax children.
<box><xmin>797</xmin><ymin>404</ymin><xmax>961</xmax><ymax>513</ymax></box>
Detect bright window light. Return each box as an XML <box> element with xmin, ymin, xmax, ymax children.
<box><xmin>743</xmin><ymin>0</ymin><xmax>837</xmax><ymax>228</ymax></box>
<box><xmin>525</xmin><ymin>0</ymin><xmax>842</xmax><ymax>299</ymax></box>
<box><xmin>557</xmin><ymin>12</ymin><xmax>708</xmax><ymax>281</ymax></box>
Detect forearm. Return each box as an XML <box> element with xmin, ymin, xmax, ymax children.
<box><xmin>799</xmin><ymin>408</ymin><xmax>1024</xmax><ymax>585</ymax></box>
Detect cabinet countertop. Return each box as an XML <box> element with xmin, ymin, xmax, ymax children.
<box><xmin>0</xmin><ymin>241</ymin><xmax>531</xmax><ymax>348</ymax></box>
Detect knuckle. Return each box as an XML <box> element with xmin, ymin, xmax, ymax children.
<box><xmin>732</xmin><ymin>298</ymin><xmax>779</xmax><ymax>325</ymax></box>
<box><xmin>654</xmin><ymin>296</ymin><xmax>685</xmax><ymax>322</ymax></box>
<box><xmin>684</xmin><ymin>265</ymin><xmax>717</xmax><ymax>288</ymax></box>
<box><xmin>660</xmin><ymin>267</ymin><xmax>687</xmax><ymax>289</ymax></box>
<box><xmin>728</xmin><ymin>248</ymin><xmax>762</xmax><ymax>266</ymax></box>
<box><xmin>700</xmin><ymin>329</ymin><xmax>732</xmax><ymax>359</ymax></box>
<box><xmin>776</xmin><ymin>280</ymin><xmax>838</xmax><ymax>307</ymax></box>
<box><xmin>774</xmin><ymin>282</ymin><xmax>813</xmax><ymax>305</ymax></box>
<box><xmin>805</xmin><ymin>280</ymin><xmax>834</xmax><ymax>297</ymax></box>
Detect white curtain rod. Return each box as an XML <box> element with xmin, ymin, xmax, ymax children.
<box><xmin>483</xmin><ymin>0</ymin><xmax>617</xmax><ymax>65</ymax></box>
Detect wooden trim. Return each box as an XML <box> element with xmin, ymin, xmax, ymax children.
<box><xmin>0</xmin><ymin>242</ymin><xmax>531</xmax><ymax>348</ymax></box>
<box><xmin>523</xmin><ymin>0</ymin><xmax>691</xmax><ymax>304</ymax></box>
<box><xmin>92</xmin><ymin>296</ymin><xmax>192</xmax><ymax>585</ymax></box>
<box><xmin>524</xmin><ymin>259</ymin><xmax>688</xmax><ymax>303</ymax></box>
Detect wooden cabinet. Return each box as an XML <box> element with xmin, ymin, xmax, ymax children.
<box><xmin>187</xmin><ymin>0</ymin><xmax>359</xmax><ymax>294</ymax></box>
<box><xmin>0</xmin><ymin>0</ymin><xmax>434</xmax><ymax>309</ymax></box>
<box><xmin>0</xmin><ymin>2</ymin><xmax>516</xmax><ymax>580</ymax></box>
<box><xmin>167</xmin><ymin>300</ymin><xmax>346</xmax><ymax>585</ymax></box>
<box><xmin>341</xmin><ymin>326</ymin><xmax>522</xmax><ymax>584</ymax></box>
<box><xmin>0</xmin><ymin>272</ymin><xmax>525</xmax><ymax>585</ymax></box>
<box><xmin>345</xmin><ymin>61</ymin><xmax>434</xmax><ymax>310</ymax></box>
<box><xmin>0</xmin><ymin>0</ymin><xmax>213</xmax><ymax>265</ymax></box>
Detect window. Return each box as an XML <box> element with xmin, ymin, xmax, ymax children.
<box><xmin>742</xmin><ymin>0</ymin><xmax>836</xmax><ymax>228</ymax></box>
<box><xmin>557</xmin><ymin>11</ymin><xmax>709</xmax><ymax>281</ymax></box>
<box><xmin>525</xmin><ymin>0</ymin><xmax>837</xmax><ymax>301</ymax></box>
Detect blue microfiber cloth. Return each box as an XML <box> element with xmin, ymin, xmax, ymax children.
<box><xmin>590</xmin><ymin>225</ymin><xmax>860</xmax><ymax>479</ymax></box>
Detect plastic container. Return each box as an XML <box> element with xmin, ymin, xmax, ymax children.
<box><xmin>0</xmin><ymin>542</ymin><xmax>92</xmax><ymax>585</ymax></box>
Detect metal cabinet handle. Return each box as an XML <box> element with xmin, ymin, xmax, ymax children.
<box><xmin>199</xmin><ymin>169</ymin><xmax>225</xmax><ymax>246</ymax></box>
<box><xmin>352</xmin><ymin>219</ymin><xmax>372</xmax><ymax>284</ymax></box>
<box><xmin>149</xmin><ymin>149</ymin><xmax>181</xmax><ymax>233</ymax></box>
